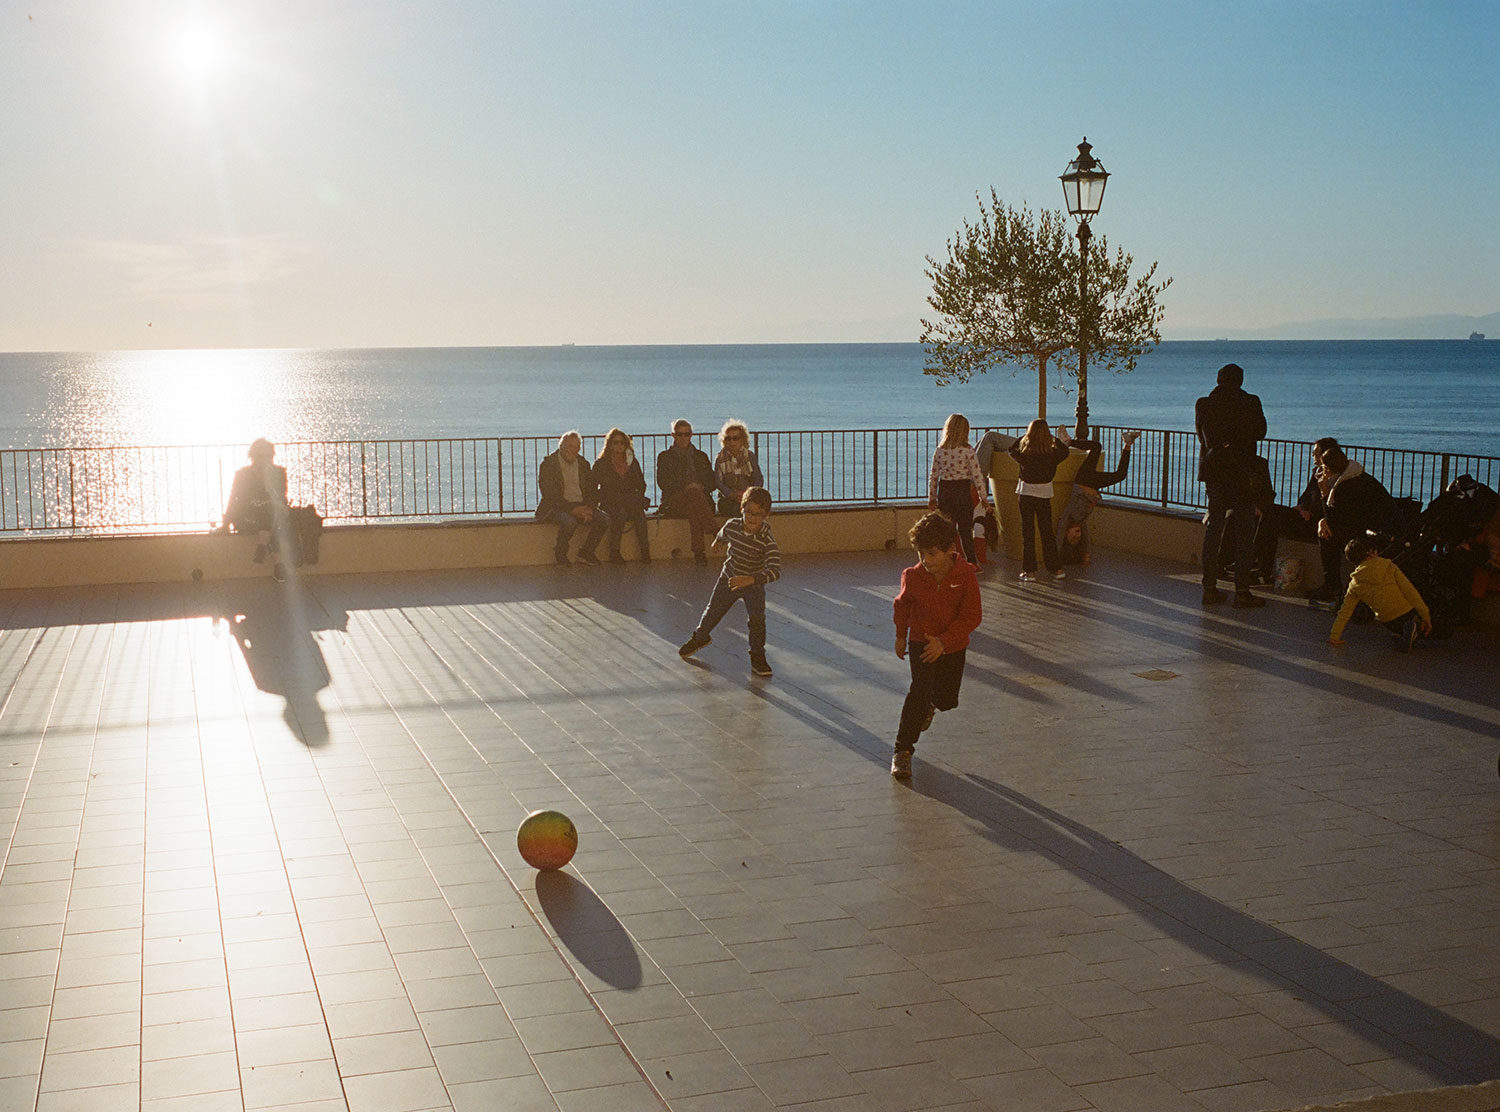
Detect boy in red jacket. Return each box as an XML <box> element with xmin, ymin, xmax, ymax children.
<box><xmin>891</xmin><ymin>511</ymin><xmax>983</xmax><ymax>780</ymax></box>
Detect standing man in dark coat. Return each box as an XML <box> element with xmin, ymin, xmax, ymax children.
<box><xmin>536</xmin><ymin>430</ymin><xmax>609</xmax><ymax>565</ymax></box>
<box><xmin>1195</xmin><ymin>362</ymin><xmax>1268</xmax><ymax>608</ymax></box>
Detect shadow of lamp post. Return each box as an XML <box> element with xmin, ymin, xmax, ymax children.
<box><xmin>1060</xmin><ymin>137</ymin><xmax>1109</xmax><ymax>439</ymax></box>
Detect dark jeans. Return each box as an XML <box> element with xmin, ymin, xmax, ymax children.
<box><xmin>1018</xmin><ymin>494</ymin><xmax>1059</xmax><ymax>574</ymax></box>
<box><xmin>936</xmin><ymin>480</ymin><xmax>978</xmax><ymax>563</ymax></box>
<box><xmin>604</xmin><ymin>506</ymin><xmax>650</xmax><ymax>559</ymax></box>
<box><xmin>1201</xmin><ymin>482</ymin><xmax>1255</xmax><ymax>591</ymax></box>
<box><xmin>895</xmin><ymin>649</ymin><xmax>966</xmax><ymax>752</ymax></box>
<box><xmin>694</xmin><ymin>575</ymin><xmax>766</xmax><ymax>653</ymax></box>
<box><xmin>546</xmin><ymin>507</ymin><xmax>609</xmax><ymax>558</ymax></box>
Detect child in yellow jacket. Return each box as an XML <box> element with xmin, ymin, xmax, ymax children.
<box><xmin>1328</xmin><ymin>537</ymin><xmax>1432</xmax><ymax>652</ymax></box>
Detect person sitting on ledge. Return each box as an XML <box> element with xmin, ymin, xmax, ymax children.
<box><xmin>1310</xmin><ymin>444</ymin><xmax>1398</xmax><ymax>603</ymax></box>
<box><xmin>224</xmin><ymin>438</ymin><xmax>290</xmax><ymax>582</ymax></box>
<box><xmin>656</xmin><ymin>418</ymin><xmax>718</xmax><ymax>565</ymax></box>
<box><xmin>536</xmin><ymin>430</ymin><xmax>609</xmax><ymax>566</ymax></box>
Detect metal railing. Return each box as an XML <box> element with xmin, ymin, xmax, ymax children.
<box><xmin>1</xmin><ymin>428</ymin><xmax>1496</xmax><ymax>535</ymax></box>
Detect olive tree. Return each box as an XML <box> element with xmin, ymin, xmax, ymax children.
<box><xmin>920</xmin><ymin>191</ymin><xmax>1171</xmax><ymax>425</ymax></box>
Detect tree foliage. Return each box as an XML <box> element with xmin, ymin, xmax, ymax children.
<box><xmin>920</xmin><ymin>191</ymin><xmax>1172</xmax><ymax>420</ymax></box>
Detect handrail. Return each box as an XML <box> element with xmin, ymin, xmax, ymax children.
<box><xmin>0</xmin><ymin>429</ymin><xmax>1495</xmax><ymax>536</ymax></box>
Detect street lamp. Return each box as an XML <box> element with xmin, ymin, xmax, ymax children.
<box><xmin>1060</xmin><ymin>137</ymin><xmax>1109</xmax><ymax>439</ymax></box>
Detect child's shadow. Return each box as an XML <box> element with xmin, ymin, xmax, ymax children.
<box><xmin>218</xmin><ymin>581</ymin><xmax>347</xmax><ymax>747</ymax></box>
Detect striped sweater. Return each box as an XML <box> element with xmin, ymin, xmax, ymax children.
<box><xmin>715</xmin><ymin>517</ymin><xmax>781</xmax><ymax>585</ymax></box>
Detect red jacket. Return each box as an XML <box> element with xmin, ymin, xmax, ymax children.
<box><xmin>893</xmin><ymin>558</ymin><xmax>982</xmax><ymax>653</ymax></box>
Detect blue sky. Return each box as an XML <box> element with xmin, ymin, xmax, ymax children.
<box><xmin>2</xmin><ymin>0</ymin><xmax>1497</xmax><ymax>351</ymax></box>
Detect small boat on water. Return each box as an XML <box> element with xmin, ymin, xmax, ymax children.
<box><xmin>1470</xmin><ymin>332</ymin><xmax>1486</xmax><ymax>341</ymax></box>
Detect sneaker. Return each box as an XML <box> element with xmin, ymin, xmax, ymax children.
<box><xmin>1231</xmin><ymin>591</ymin><xmax>1266</xmax><ymax>609</ymax></box>
<box><xmin>678</xmin><ymin>633</ymin><xmax>710</xmax><ymax>659</ymax></box>
<box><xmin>576</xmin><ymin>551</ymin><xmax>601</xmax><ymax>567</ymax></box>
<box><xmin>272</xmin><ymin>563</ymin><xmax>288</xmax><ymax>583</ymax></box>
<box><xmin>1050</xmin><ymin>569</ymin><xmax>1066</xmax><ymax>580</ymax></box>
<box><xmin>918</xmin><ymin>704</ymin><xmax>935</xmax><ymax>733</ymax></box>
<box><xmin>750</xmin><ymin>653</ymin><xmax>773</xmax><ymax>677</ymax></box>
<box><xmin>1396</xmin><ymin>612</ymin><xmax>1419</xmax><ymax>653</ymax></box>
<box><xmin>1018</xmin><ymin>572</ymin><xmax>1037</xmax><ymax>582</ymax></box>
<box><xmin>890</xmin><ymin>751</ymin><xmax>913</xmax><ymax>780</ymax></box>
<box><xmin>1201</xmin><ymin>586</ymin><xmax>1227</xmax><ymax>606</ymax></box>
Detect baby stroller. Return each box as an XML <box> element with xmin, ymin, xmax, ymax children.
<box><xmin>1370</xmin><ymin>476</ymin><xmax>1496</xmax><ymax>638</ymax></box>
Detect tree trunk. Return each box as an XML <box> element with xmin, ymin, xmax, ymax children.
<box><xmin>1035</xmin><ymin>355</ymin><xmax>1047</xmax><ymax>419</ymax></box>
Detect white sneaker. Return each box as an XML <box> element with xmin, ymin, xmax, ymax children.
<box><xmin>1051</xmin><ymin>569</ymin><xmax>1066</xmax><ymax>580</ymax></box>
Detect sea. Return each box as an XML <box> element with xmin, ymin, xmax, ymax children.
<box><xmin>0</xmin><ymin>340</ymin><xmax>1496</xmax><ymax>457</ymax></box>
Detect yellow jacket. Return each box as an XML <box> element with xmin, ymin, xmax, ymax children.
<box><xmin>1330</xmin><ymin>555</ymin><xmax>1430</xmax><ymax>639</ymax></box>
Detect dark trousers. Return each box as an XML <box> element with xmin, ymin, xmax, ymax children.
<box><xmin>694</xmin><ymin>575</ymin><xmax>766</xmax><ymax>654</ymax></box>
<box><xmin>605</xmin><ymin>506</ymin><xmax>650</xmax><ymax>559</ymax></box>
<box><xmin>1018</xmin><ymin>494</ymin><xmax>1059</xmax><ymax>574</ymax></box>
<box><xmin>936</xmin><ymin>480</ymin><xmax>978</xmax><ymax>563</ymax></box>
<box><xmin>665</xmin><ymin>488</ymin><xmax>717</xmax><ymax>555</ymax></box>
<box><xmin>546</xmin><ymin>507</ymin><xmax>609</xmax><ymax>558</ymax></box>
<box><xmin>1201</xmin><ymin>483</ymin><xmax>1255</xmax><ymax>591</ymax></box>
<box><xmin>896</xmin><ymin>649</ymin><xmax>966</xmax><ymax>752</ymax></box>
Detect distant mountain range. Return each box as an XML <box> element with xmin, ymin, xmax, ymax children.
<box><xmin>1172</xmin><ymin>309</ymin><xmax>1500</xmax><ymax>341</ymax></box>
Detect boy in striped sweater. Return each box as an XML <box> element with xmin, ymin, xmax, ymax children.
<box><xmin>678</xmin><ymin>487</ymin><xmax>781</xmax><ymax>677</ymax></box>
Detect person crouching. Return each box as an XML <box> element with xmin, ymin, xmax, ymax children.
<box><xmin>1327</xmin><ymin>536</ymin><xmax>1432</xmax><ymax>652</ymax></box>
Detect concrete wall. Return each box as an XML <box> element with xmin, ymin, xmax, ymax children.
<box><xmin>0</xmin><ymin>505</ymin><xmax>932</xmax><ymax>592</ymax></box>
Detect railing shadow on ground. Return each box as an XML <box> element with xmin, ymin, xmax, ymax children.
<box><xmin>740</xmin><ymin>679</ymin><xmax>1500</xmax><ymax>1088</ymax></box>
<box><xmin>1001</xmin><ymin>564</ymin><xmax>1500</xmax><ymax>741</ymax></box>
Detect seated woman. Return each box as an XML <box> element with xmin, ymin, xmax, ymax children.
<box><xmin>595</xmin><ymin>427</ymin><xmax>651</xmax><ymax>563</ymax></box>
<box><xmin>1054</xmin><ymin>428</ymin><xmax>1140</xmax><ymax>566</ymax></box>
<box><xmin>224</xmin><ymin>438</ymin><xmax>290</xmax><ymax>581</ymax></box>
<box><xmin>713</xmin><ymin>420</ymin><xmax>764</xmax><ymax>516</ymax></box>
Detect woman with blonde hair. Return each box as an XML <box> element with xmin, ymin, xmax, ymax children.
<box><xmin>714</xmin><ymin>419</ymin><xmax>764</xmax><ymax>516</ymax></box>
<box><xmin>927</xmin><ymin>414</ymin><xmax>989</xmax><ymax>564</ymax></box>
<box><xmin>1007</xmin><ymin>420</ymin><xmax>1072</xmax><ymax>581</ymax></box>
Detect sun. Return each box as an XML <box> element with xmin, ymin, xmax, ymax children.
<box><xmin>167</xmin><ymin>19</ymin><xmax>231</xmax><ymax>89</ymax></box>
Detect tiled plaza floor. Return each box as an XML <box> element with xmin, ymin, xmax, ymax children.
<box><xmin>1</xmin><ymin>546</ymin><xmax>1498</xmax><ymax>1112</ymax></box>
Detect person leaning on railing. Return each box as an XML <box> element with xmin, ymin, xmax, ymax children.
<box><xmin>223</xmin><ymin>438</ymin><xmax>290</xmax><ymax>582</ymax></box>
<box><xmin>656</xmin><ymin>418</ymin><xmax>718</xmax><ymax>566</ymax></box>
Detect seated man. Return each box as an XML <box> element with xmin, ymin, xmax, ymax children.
<box><xmin>224</xmin><ymin>438</ymin><xmax>290</xmax><ymax>582</ymax></box>
<box><xmin>1311</xmin><ymin>444</ymin><xmax>1398</xmax><ymax>602</ymax></box>
<box><xmin>656</xmin><ymin>418</ymin><xmax>717</xmax><ymax>565</ymax></box>
<box><xmin>535</xmin><ymin>430</ymin><xmax>609</xmax><ymax>566</ymax></box>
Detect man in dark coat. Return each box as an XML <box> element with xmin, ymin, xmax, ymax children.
<box><xmin>656</xmin><ymin>418</ymin><xmax>718</xmax><ymax>565</ymax></box>
<box><xmin>1195</xmin><ymin>362</ymin><xmax>1267</xmax><ymax>608</ymax></box>
<box><xmin>536</xmin><ymin>430</ymin><xmax>609</xmax><ymax>565</ymax></box>
<box><xmin>1313</xmin><ymin>444</ymin><xmax>1399</xmax><ymax>601</ymax></box>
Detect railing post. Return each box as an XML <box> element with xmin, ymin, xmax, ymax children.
<box><xmin>1440</xmin><ymin>452</ymin><xmax>1451</xmax><ymax>493</ymax></box>
<box><xmin>872</xmin><ymin>430</ymin><xmax>880</xmax><ymax>505</ymax></box>
<box><xmin>360</xmin><ymin>443</ymin><xmax>369</xmax><ymax>519</ymax></box>
<box><xmin>1159</xmin><ymin>432</ymin><xmax>1171</xmax><ymax>508</ymax></box>
<box><xmin>496</xmin><ymin>438</ymin><xmax>504</xmax><ymax>515</ymax></box>
<box><xmin>68</xmin><ymin>457</ymin><xmax>76</xmax><ymax>530</ymax></box>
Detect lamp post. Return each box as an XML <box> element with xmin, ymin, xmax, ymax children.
<box><xmin>1060</xmin><ymin>137</ymin><xmax>1109</xmax><ymax>439</ymax></box>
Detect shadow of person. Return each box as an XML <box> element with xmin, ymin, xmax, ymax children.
<box><xmin>218</xmin><ymin>579</ymin><xmax>347</xmax><ymax>747</ymax></box>
<box><xmin>534</xmin><ymin>870</ymin><xmax>643</xmax><ymax>990</ymax></box>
